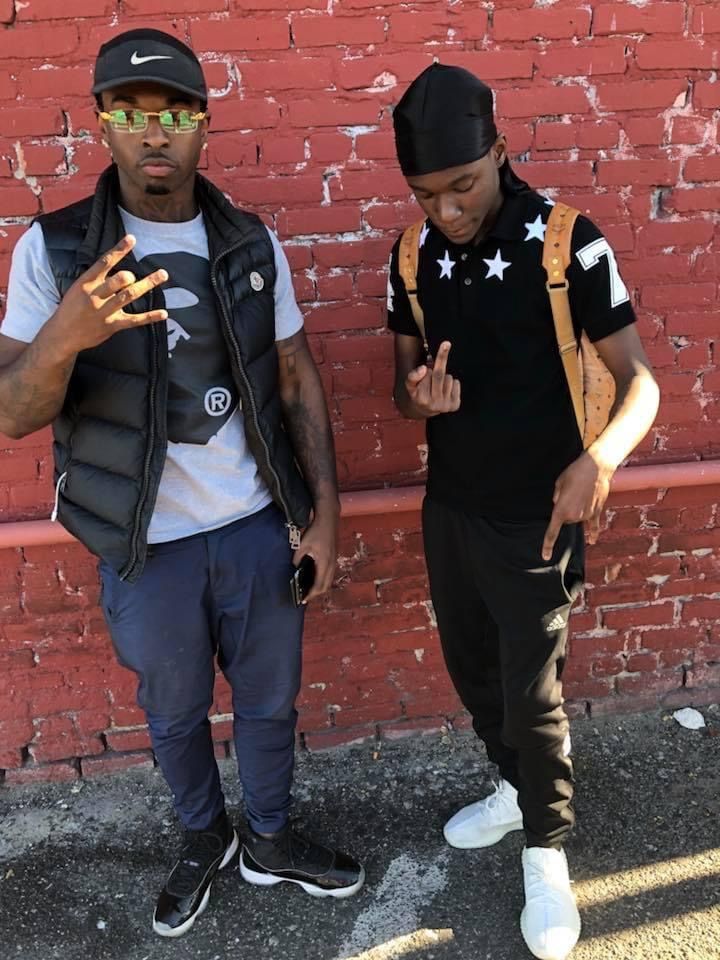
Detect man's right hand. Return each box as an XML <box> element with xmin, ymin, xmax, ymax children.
<box><xmin>49</xmin><ymin>235</ymin><xmax>169</xmax><ymax>355</ymax></box>
<box><xmin>404</xmin><ymin>340</ymin><xmax>461</xmax><ymax>417</ymax></box>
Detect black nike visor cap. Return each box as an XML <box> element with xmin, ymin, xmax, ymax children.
<box><xmin>92</xmin><ymin>28</ymin><xmax>207</xmax><ymax>107</ymax></box>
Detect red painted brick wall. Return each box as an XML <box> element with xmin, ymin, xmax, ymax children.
<box><xmin>1</xmin><ymin>1</ymin><xmax>719</xmax><ymax>782</ymax></box>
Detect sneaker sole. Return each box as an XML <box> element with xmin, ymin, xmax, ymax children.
<box><xmin>152</xmin><ymin>829</ymin><xmax>239</xmax><ymax>938</ymax></box>
<box><xmin>443</xmin><ymin>817</ymin><xmax>524</xmax><ymax>849</ymax></box>
<box><xmin>239</xmin><ymin>849</ymin><xmax>365</xmax><ymax>899</ymax></box>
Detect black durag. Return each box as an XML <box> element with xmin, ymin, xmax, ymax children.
<box><xmin>393</xmin><ymin>63</ymin><xmax>529</xmax><ymax>195</ymax></box>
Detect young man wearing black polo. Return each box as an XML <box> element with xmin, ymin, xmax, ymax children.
<box><xmin>387</xmin><ymin>64</ymin><xmax>659</xmax><ymax>960</ymax></box>
<box><xmin>0</xmin><ymin>29</ymin><xmax>363</xmax><ymax>939</ymax></box>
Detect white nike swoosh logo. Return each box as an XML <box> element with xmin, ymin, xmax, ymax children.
<box><xmin>130</xmin><ymin>52</ymin><xmax>173</xmax><ymax>65</ymax></box>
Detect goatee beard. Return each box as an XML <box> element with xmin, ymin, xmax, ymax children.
<box><xmin>145</xmin><ymin>184</ymin><xmax>171</xmax><ymax>196</ymax></box>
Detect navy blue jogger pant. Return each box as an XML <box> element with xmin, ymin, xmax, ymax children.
<box><xmin>99</xmin><ymin>504</ymin><xmax>304</xmax><ymax>834</ymax></box>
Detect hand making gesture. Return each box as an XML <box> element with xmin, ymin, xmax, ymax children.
<box><xmin>404</xmin><ymin>340</ymin><xmax>461</xmax><ymax>417</ymax></box>
<box><xmin>51</xmin><ymin>234</ymin><xmax>169</xmax><ymax>354</ymax></box>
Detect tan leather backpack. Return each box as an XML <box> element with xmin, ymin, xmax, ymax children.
<box><xmin>397</xmin><ymin>202</ymin><xmax>615</xmax><ymax>448</ymax></box>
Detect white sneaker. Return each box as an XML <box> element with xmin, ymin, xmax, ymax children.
<box><xmin>443</xmin><ymin>779</ymin><xmax>524</xmax><ymax>849</ymax></box>
<box><xmin>520</xmin><ymin>846</ymin><xmax>581</xmax><ymax>960</ymax></box>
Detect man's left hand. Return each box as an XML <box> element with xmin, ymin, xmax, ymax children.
<box><xmin>542</xmin><ymin>450</ymin><xmax>615</xmax><ymax>561</ymax></box>
<box><xmin>292</xmin><ymin>512</ymin><xmax>339</xmax><ymax>603</ymax></box>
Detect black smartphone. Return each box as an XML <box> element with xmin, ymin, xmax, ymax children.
<box><xmin>290</xmin><ymin>555</ymin><xmax>316</xmax><ymax>606</ymax></box>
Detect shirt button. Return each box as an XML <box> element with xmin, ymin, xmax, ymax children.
<box><xmin>461</xmin><ymin>253</ymin><xmax>468</xmax><ymax>261</ymax></box>
<box><xmin>464</xmin><ymin>277</ymin><xmax>472</xmax><ymax>286</ymax></box>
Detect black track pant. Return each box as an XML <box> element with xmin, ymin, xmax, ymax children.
<box><xmin>422</xmin><ymin>497</ymin><xmax>585</xmax><ymax>849</ymax></box>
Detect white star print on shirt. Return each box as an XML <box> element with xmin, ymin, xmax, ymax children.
<box><xmin>419</xmin><ymin>222</ymin><xmax>430</xmax><ymax>248</ymax></box>
<box><xmin>437</xmin><ymin>249</ymin><xmax>456</xmax><ymax>280</ymax></box>
<box><xmin>483</xmin><ymin>249</ymin><xmax>512</xmax><ymax>281</ymax></box>
<box><xmin>524</xmin><ymin>214</ymin><xmax>546</xmax><ymax>243</ymax></box>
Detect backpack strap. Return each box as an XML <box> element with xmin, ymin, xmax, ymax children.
<box><xmin>398</xmin><ymin>219</ymin><xmax>430</xmax><ymax>357</ymax></box>
<box><xmin>542</xmin><ymin>202</ymin><xmax>584</xmax><ymax>439</ymax></box>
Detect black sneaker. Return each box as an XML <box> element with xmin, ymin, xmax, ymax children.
<box><xmin>152</xmin><ymin>810</ymin><xmax>239</xmax><ymax>938</ymax></box>
<box><xmin>240</xmin><ymin>823</ymin><xmax>365</xmax><ymax>899</ymax></box>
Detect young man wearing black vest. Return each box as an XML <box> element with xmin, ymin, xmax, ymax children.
<box><xmin>0</xmin><ymin>29</ymin><xmax>363</xmax><ymax>938</ymax></box>
<box><xmin>387</xmin><ymin>64</ymin><xmax>659</xmax><ymax>960</ymax></box>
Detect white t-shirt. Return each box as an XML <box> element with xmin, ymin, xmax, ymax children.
<box><xmin>1</xmin><ymin>211</ymin><xmax>304</xmax><ymax>542</ymax></box>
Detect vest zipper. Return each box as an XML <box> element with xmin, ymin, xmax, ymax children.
<box><xmin>210</xmin><ymin>244</ymin><xmax>300</xmax><ymax>550</ymax></box>
<box><xmin>121</xmin><ymin>324</ymin><xmax>160</xmax><ymax>581</ymax></box>
<box><xmin>50</xmin><ymin>471</ymin><xmax>67</xmax><ymax>522</ymax></box>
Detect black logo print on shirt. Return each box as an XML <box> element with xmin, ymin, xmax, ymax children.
<box><xmin>137</xmin><ymin>250</ymin><xmax>239</xmax><ymax>445</ymax></box>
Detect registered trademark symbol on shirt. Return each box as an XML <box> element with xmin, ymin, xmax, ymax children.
<box><xmin>204</xmin><ymin>387</ymin><xmax>232</xmax><ymax>416</ymax></box>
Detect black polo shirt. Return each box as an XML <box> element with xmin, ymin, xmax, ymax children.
<box><xmin>387</xmin><ymin>189</ymin><xmax>636</xmax><ymax>520</ymax></box>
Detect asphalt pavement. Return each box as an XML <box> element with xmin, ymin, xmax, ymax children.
<box><xmin>1</xmin><ymin>708</ymin><xmax>719</xmax><ymax>960</ymax></box>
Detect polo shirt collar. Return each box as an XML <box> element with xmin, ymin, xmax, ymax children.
<box><xmin>426</xmin><ymin>189</ymin><xmax>533</xmax><ymax>250</ymax></box>
<box><xmin>487</xmin><ymin>189</ymin><xmax>531</xmax><ymax>242</ymax></box>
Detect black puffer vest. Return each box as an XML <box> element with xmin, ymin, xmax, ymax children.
<box><xmin>37</xmin><ymin>165</ymin><xmax>312</xmax><ymax>582</ymax></box>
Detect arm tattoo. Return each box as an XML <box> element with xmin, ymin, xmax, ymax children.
<box><xmin>0</xmin><ymin>339</ymin><xmax>75</xmax><ymax>438</ymax></box>
<box><xmin>277</xmin><ymin>332</ymin><xmax>338</xmax><ymax>507</ymax></box>
<box><xmin>276</xmin><ymin>333</ymin><xmax>300</xmax><ymax>378</ymax></box>
<box><xmin>285</xmin><ymin>393</ymin><xmax>338</xmax><ymax>495</ymax></box>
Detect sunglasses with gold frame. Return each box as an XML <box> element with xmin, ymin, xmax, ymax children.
<box><xmin>97</xmin><ymin>108</ymin><xmax>208</xmax><ymax>134</ymax></box>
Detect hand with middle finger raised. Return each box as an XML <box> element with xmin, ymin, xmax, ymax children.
<box><xmin>404</xmin><ymin>340</ymin><xmax>461</xmax><ymax>418</ymax></box>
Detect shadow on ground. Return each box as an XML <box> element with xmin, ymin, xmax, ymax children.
<box><xmin>1</xmin><ymin>709</ymin><xmax>718</xmax><ymax>960</ymax></box>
